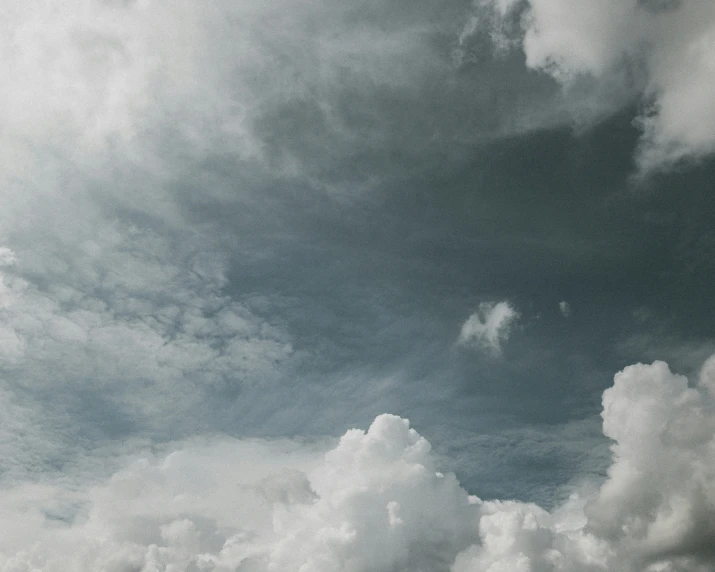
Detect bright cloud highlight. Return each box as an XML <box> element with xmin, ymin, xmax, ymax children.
<box><xmin>458</xmin><ymin>301</ymin><xmax>519</xmax><ymax>354</ymax></box>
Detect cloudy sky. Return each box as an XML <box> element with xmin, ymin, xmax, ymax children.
<box><xmin>2</xmin><ymin>1</ymin><xmax>715</xmax><ymax>570</ymax></box>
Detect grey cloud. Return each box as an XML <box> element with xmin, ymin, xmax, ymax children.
<box><xmin>0</xmin><ymin>237</ymin><xmax>295</xmax><ymax>432</ymax></box>
<box><xmin>558</xmin><ymin>301</ymin><xmax>571</xmax><ymax>317</ymax></box>
<box><xmin>476</xmin><ymin>0</ymin><xmax>715</xmax><ymax>173</ymax></box>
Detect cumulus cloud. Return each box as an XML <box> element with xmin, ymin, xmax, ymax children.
<box><xmin>0</xmin><ymin>0</ymin><xmax>449</xmax><ymax>193</ymax></box>
<box><xmin>0</xmin><ymin>0</ymin><xmax>491</xmax><ymax>446</ymax></box>
<box><xmin>458</xmin><ymin>301</ymin><xmax>519</xmax><ymax>354</ymax></box>
<box><xmin>474</xmin><ymin>0</ymin><xmax>715</xmax><ymax>173</ymax></box>
<box><xmin>1</xmin><ymin>357</ymin><xmax>714</xmax><ymax>571</ymax></box>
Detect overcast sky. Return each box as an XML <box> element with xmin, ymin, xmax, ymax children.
<box><xmin>2</xmin><ymin>1</ymin><xmax>715</xmax><ymax>571</ymax></box>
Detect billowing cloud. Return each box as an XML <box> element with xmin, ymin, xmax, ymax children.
<box><xmin>3</xmin><ymin>357</ymin><xmax>712</xmax><ymax>571</ymax></box>
<box><xmin>458</xmin><ymin>301</ymin><xmax>519</xmax><ymax>354</ymax></box>
<box><xmin>475</xmin><ymin>0</ymin><xmax>715</xmax><ymax>173</ymax></box>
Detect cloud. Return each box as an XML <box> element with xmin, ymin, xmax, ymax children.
<box><xmin>585</xmin><ymin>360</ymin><xmax>715</xmax><ymax>567</ymax></box>
<box><xmin>474</xmin><ymin>0</ymin><xmax>715</xmax><ymax>173</ymax></box>
<box><xmin>0</xmin><ymin>0</ymin><xmax>515</xmax><ymax>446</ymax></box>
<box><xmin>559</xmin><ymin>301</ymin><xmax>571</xmax><ymax>317</ymax></box>
<box><xmin>2</xmin><ymin>3</ymin><xmax>714</xmax><ymax>570</ymax></box>
<box><xmin>0</xmin><ymin>0</ymin><xmax>450</xmax><ymax>192</ymax></box>
<box><xmin>0</xmin><ymin>237</ymin><xmax>296</xmax><ymax>437</ymax></box>
<box><xmin>1</xmin><ymin>357</ymin><xmax>714</xmax><ymax>570</ymax></box>
<box><xmin>458</xmin><ymin>301</ymin><xmax>519</xmax><ymax>354</ymax></box>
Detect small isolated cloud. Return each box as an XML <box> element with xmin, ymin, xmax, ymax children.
<box><xmin>0</xmin><ymin>247</ymin><xmax>16</xmax><ymax>268</ymax></box>
<box><xmin>559</xmin><ymin>300</ymin><xmax>571</xmax><ymax>317</ymax></box>
<box><xmin>2</xmin><ymin>357</ymin><xmax>715</xmax><ymax>570</ymax></box>
<box><xmin>474</xmin><ymin>0</ymin><xmax>715</xmax><ymax>174</ymax></box>
<box><xmin>458</xmin><ymin>301</ymin><xmax>519</xmax><ymax>354</ymax></box>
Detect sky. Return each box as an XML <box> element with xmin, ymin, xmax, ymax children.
<box><xmin>2</xmin><ymin>1</ymin><xmax>715</xmax><ymax>570</ymax></box>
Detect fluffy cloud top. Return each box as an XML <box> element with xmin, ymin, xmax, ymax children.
<box><xmin>458</xmin><ymin>301</ymin><xmax>519</xmax><ymax>354</ymax></box>
<box><xmin>478</xmin><ymin>0</ymin><xmax>715</xmax><ymax>172</ymax></box>
<box><xmin>2</xmin><ymin>357</ymin><xmax>713</xmax><ymax>571</ymax></box>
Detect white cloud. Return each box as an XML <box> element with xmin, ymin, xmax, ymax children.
<box><xmin>0</xmin><ymin>247</ymin><xmax>16</xmax><ymax>268</ymax></box>
<box><xmin>559</xmin><ymin>301</ymin><xmax>571</xmax><ymax>317</ymax></box>
<box><xmin>458</xmin><ymin>301</ymin><xmax>519</xmax><ymax>354</ymax></box>
<box><xmin>2</xmin><ymin>356</ymin><xmax>715</xmax><ymax>570</ymax></box>
<box><xmin>476</xmin><ymin>0</ymin><xmax>715</xmax><ymax>173</ymax></box>
<box><xmin>0</xmin><ymin>0</ymin><xmax>441</xmax><ymax>193</ymax></box>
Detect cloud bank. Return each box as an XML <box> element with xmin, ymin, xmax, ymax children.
<box><xmin>2</xmin><ymin>358</ymin><xmax>714</xmax><ymax>571</ymax></box>
<box><xmin>476</xmin><ymin>0</ymin><xmax>715</xmax><ymax>172</ymax></box>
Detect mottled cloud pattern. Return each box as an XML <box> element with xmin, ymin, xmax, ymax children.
<box><xmin>1</xmin><ymin>359</ymin><xmax>714</xmax><ymax>571</ymax></box>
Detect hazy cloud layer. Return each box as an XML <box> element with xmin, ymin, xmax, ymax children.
<box><xmin>1</xmin><ymin>358</ymin><xmax>714</xmax><ymax>571</ymax></box>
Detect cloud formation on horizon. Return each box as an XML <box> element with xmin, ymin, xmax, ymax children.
<box><xmin>475</xmin><ymin>0</ymin><xmax>715</xmax><ymax>173</ymax></box>
<box><xmin>2</xmin><ymin>358</ymin><xmax>714</xmax><ymax>571</ymax></box>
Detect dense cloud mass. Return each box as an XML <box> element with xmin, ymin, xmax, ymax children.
<box><xmin>1</xmin><ymin>359</ymin><xmax>714</xmax><ymax>571</ymax></box>
<box><xmin>476</xmin><ymin>0</ymin><xmax>715</xmax><ymax>171</ymax></box>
